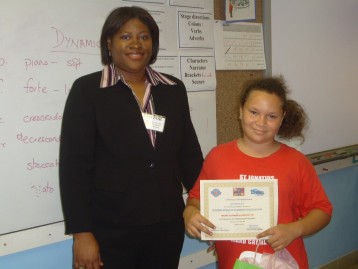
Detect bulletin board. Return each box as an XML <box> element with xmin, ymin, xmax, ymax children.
<box><xmin>214</xmin><ymin>0</ymin><xmax>264</xmax><ymax>144</ymax></box>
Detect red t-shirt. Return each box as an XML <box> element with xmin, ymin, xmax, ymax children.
<box><xmin>189</xmin><ymin>140</ymin><xmax>333</xmax><ymax>269</ymax></box>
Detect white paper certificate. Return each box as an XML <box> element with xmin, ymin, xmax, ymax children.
<box><xmin>200</xmin><ymin>179</ymin><xmax>278</xmax><ymax>240</ymax></box>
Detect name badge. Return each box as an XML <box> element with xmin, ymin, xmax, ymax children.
<box><xmin>142</xmin><ymin>113</ymin><xmax>166</xmax><ymax>132</ymax></box>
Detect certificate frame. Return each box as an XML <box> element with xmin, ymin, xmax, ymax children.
<box><xmin>200</xmin><ymin>179</ymin><xmax>278</xmax><ymax>240</ymax></box>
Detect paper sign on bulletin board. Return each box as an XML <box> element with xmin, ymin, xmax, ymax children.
<box><xmin>214</xmin><ymin>20</ymin><xmax>266</xmax><ymax>70</ymax></box>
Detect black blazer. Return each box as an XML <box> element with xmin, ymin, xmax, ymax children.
<box><xmin>59</xmin><ymin>71</ymin><xmax>203</xmax><ymax>233</ymax></box>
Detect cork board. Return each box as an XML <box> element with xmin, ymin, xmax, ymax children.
<box><xmin>214</xmin><ymin>0</ymin><xmax>264</xmax><ymax>144</ymax></box>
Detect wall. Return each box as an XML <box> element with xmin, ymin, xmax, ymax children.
<box><xmin>304</xmin><ymin>164</ymin><xmax>358</xmax><ymax>268</ymax></box>
<box><xmin>270</xmin><ymin>0</ymin><xmax>358</xmax><ymax>155</ymax></box>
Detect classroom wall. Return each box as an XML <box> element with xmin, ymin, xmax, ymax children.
<box><xmin>304</xmin><ymin>165</ymin><xmax>358</xmax><ymax>268</ymax></box>
<box><xmin>1</xmin><ymin>164</ymin><xmax>357</xmax><ymax>268</ymax></box>
<box><xmin>270</xmin><ymin>0</ymin><xmax>358</xmax><ymax>154</ymax></box>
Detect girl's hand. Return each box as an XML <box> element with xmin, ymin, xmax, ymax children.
<box><xmin>183</xmin><ymin>199</ymin><xmax>216</xmax><ymax>238</ymax></box>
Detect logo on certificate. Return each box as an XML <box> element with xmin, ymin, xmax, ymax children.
<box><xmin>250</xmin><ymin>189</ymin><xmax>265</xmax><ymax>196</ymax></box>
<box><xmin>233</xmin><ymin>187</ymin><xmax>245</xmax><ymax>196</ymax></box>
<box><xmin>210</xmin><ymin>188</ymin><xmax>222</xmax><ymax>197</ymax></box>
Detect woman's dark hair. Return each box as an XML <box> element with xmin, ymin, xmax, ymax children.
<box><xmin>239</xmin><ymin>76</ymin><xmax>308</xmax><ymax>142</ymax></box>
<box><xmin>100</xmin><ymin>6</ymin><xmax>159</xmax><ymax>65</ymax></box>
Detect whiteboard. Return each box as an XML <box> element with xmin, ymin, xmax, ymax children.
<box><xmin>0</xmin><ymin>0</ymin><xmax>216</xmax><ymax>240</ymax></box>
<box><xmin>270</xmin><ymin>0</ymin><xmax>358</xmax><ymax>154</ymax></box>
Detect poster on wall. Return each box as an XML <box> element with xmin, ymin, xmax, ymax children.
<box><xmin>225</xmin><ymin>0</ymin><xmax>255</xmax><ymax>21</ymax></box>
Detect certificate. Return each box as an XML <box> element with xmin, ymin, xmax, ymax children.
<box><xmin>200</xmin><ymin>179</ymin><xmax>278</xmax><ymax>240</ymax></box>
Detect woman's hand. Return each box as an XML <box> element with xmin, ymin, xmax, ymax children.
<box><xmin>183</xmin><ymin>199</ymin><xmax>216</xmax><ymax>238</ymax></box>
<box><xmin>73</xmin><ymin>232</ymin><xmax>104</xmax><ymax>269</ymax></box>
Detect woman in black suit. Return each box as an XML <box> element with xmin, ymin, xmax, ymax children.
<box><xmin>59</xmin><ymin>6</ymin><xmax>203</xmax><ymax>269</ymax></box>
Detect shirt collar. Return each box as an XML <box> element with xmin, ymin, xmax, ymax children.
<box><xmin>100</xmin><ymin>63</ymin><xmax>176</xmax><ymax>88</ymax></box>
